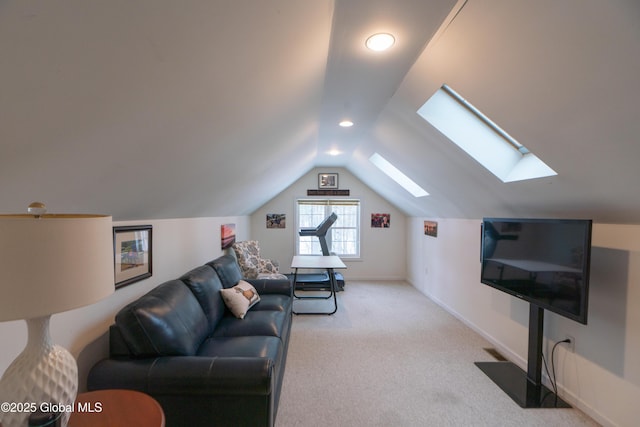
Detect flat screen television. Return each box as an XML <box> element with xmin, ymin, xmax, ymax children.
<box><xmin>480</xmin><ymin>218</ymin><xmax>592</xmax><ymax>325</ymax></box>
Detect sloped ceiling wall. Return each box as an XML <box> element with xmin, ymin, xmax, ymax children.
<box><xmin>0</xmin><ymin>0</ymin><xmax>334</xmax><ymax>219</ymax></box>
<box><xmin>352</xmin><ymin>0</ymin><xmax>640</xmax><ymax>223</ymax></box>
<box><xmin>1</xmin><ymin>1</ymin><xmax>639</xmax><ymax>223</ymax></box>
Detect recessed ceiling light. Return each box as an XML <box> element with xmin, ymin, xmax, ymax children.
<box><xmin>366</xmin><ymin>33</ymin><xmax>395</xmax><ymax>51</ymax></box>
<box><xmin>339</xmin><ymin>120</ymin><xmax>354</xmax><ymax>128</ymax></box>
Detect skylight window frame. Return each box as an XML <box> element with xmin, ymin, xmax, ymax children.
<box><xmin>417</xmin><ymin>84</ymin><xmax>557</xmax><ymax>183</ymax></box>
<box><xmin>369</xmin><ymin>153</ymin><xmax>429</xmax><ymax>197</ymax></box>
<box><xmin>441</xmin><ymin>85</ymin><xmax>530</xmax><ymax>155</ymax></box>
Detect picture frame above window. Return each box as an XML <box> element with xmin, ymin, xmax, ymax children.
<box><xmin>113</xmin><ymin>225</ymin><xmax>152</xmax><ymax>289</ymax></box>
<box><xmin>318</xmin><ymin>173</ymin><xmax>338</xmax><ymax>189</ymax></box>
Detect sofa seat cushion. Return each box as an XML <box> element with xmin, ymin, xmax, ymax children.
<box><xmin>252</xmin><ymin>294</ymin><xmax>291</xmax><ymax>312</ymax></box>
<box><xmin>213</xmin><ymin>310</ymin><xmax>290</xmax><ymax>341</ymax></box>
<box><xmin>197</xmin><ymin>336</ymin><xmax>283</xmax><ymax>363</ymax></box>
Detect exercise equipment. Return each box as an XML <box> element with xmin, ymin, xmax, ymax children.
<box><xmin>291</xmin><ymin>212</ymin><xmax>345</xmax><ymax>291</ymax></box>
<box><xmin>298</xmin><ymin>212</ymin><xmax>337</xmax><ymax>256</ymax></box>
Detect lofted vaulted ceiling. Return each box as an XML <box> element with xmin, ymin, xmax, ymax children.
<box><xmin>1</xmin><ymin>0</ymin><xmax>640</xmax><ymax>222</ymax></box>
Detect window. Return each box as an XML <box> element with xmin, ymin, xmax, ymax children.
<box><xmin>369</xmin><ymin>152</ymin><xmax>429</xmax><ymax>197</ymax></box>
<box><xmin>417</xmin><ymin>84</ymin><xmax>557</xmax><ymax>183</ymax></box>
<box><xmin>296</xmin><ymin>199</ymin><xmax>360</xmax><ymax>258</ymax></box>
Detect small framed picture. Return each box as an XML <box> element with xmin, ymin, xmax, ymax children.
<box><xmin>371</xmin><ymin>213</ymin><xmax>390</xmax><ymax>228</ymax></box>
<box><xmin>114</xmin><ymin>225</ymin><xmax>152</xmax><ymax>289</ymax></box>
<box><xmin>221</xmin><ymin>223</ymin><xmax>236</xmax><ymax>249</ymax></box>
<box><xmin>318</xmin><ymin>173</ymin><xmax>338</xmax><ymax>189</ymax></box>
<box><xmin>424</xmin><ymin>221</ymin><xmax>438</xmax><ymax>238</ymax></box>
<box><xmin>267</xmin><ymin>214</ymin><xmax>286</xmax><ymax>229</ymax></box>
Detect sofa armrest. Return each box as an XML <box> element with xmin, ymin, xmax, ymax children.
<box><xmin>246</xmin><ymin>278</ymin><xmax>292</xmax><ymax>297</ymax></box>
<box><xmin>88</xmin><ymin>356</ymin><xmax>274</xmax><ymax>396</ymax></box>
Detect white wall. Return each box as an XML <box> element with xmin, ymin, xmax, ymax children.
<box><xmin>250</xmin><ymin>167</ymin><xmax>406</xmax><ymax>281</ymax></box>
<box><xmin>407</xmin><ymin>217</ymin><xmax>640</xmax><ymax>427</ymax></box>
<box><xmin>0</xmin><ymin>216</ymin><xmax>250</xmax><ymax>392</ymax></box>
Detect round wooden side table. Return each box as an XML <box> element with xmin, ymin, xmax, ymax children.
<box><xmin>69</xmin><ymin>389</ymin><xmax>165</xmax><ymax>427</ymax></box>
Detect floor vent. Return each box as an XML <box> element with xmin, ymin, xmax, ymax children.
<box><xmin>483</xmin><ymin>347</ymin><xmax>507</xmax><ymax>361</ymax></box>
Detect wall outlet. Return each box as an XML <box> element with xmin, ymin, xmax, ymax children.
<box><xmin>564</xmin><ymin>335</ymin><xmax>575</xmax><ymax>352</ymax></box>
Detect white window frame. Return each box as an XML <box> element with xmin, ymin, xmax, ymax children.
<box><xmin>295</xmin><ymin>199</ymin><xmax>360</xmax><ymax>258</ymax></box>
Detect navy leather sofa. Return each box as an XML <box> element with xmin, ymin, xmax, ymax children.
<box><xmin>87</xmin><ymin>254</ymin><xmax>292</xmax><ymax>427</ymax></box>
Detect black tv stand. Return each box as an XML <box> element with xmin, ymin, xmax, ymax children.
<box><xmin>475</xmin><ymin>305</ymin><xmax>571</xmax><ymax>408</ymax></box>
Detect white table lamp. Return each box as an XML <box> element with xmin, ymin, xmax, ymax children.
<box><xmin>0</xmin><ymin>203</ymin><xmax>114</xmax><ymax>427</ymax></box>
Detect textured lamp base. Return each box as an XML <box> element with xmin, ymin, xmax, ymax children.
<box><xmin>0</xmin><ymin>316</ymin><xmax>77</xmax><ymax>427</ymax></box>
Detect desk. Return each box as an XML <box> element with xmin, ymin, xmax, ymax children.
<box><xmin>69</xmin><ymin>389</ymin><xmax>165</xmax><ymax>427</ymax></box>
<box><xmin>291</xmin><ymin>255</ymin><xmax>346</xmax><ymax>315</ymax></box>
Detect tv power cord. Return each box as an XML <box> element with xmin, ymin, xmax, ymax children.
<box><xmin>541</xmin><ymin>338</ymin><xmax>572</xmax><ymax>406</ymax></box>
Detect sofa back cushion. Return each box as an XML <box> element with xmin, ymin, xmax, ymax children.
<box><xmin>179</xmin><ymin>264</ymin><xmax>226</xmax><ymax>333</ymax></box>
<box><xmin>115</xmin><ymin>280</ymin><xmax>209</xmax><ymax>357</ymax></box>
<box><xmin>208</xmin><ymin>255</ymin><xmax>243</xmax><ymax>288</ymax></box>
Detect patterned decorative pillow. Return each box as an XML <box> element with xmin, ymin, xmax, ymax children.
<box><xmin>257</xmin><ymin>272</ymin><xmax>289</xmax><ymax>280</ymax></box>
<box><xmin>220</xmin><ymin>280</ymin><xmax>260</xmax><ymax>319</ymax></box>
<box><xmin>258</xmin><ymin>258</ymin><xmax>280</xmax><ymax>274</ymax></box>
<box><xmin>232</xmin><ymin>241</ymin><xmax>280</xmax><ymax>279</ymax></box>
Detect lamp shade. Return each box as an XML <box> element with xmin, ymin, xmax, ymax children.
<box><xmin>0</xmin><ymin>214</ymin><xmax>114</xmax><ymax>321</ymax></box>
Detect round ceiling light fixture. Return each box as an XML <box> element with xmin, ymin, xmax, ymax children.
<box><xmin>366</xmin><ymin>33</ymin><xmax>395</xmax><ymax>51</ymax></box>
<box><xmin>339</xmin><ymin>119</ymin><xmax>354</xmax><ymax>128</ymax></box>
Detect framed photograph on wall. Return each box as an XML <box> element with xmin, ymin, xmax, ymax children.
<box><xmin>424</xmin><ymin>221</ymin><xmax>438</xmax><ymax>237</ymax></box>
<box><xmin>371</xmin><ymin>213</ymin><xmax>390</xmax><ymax>228</ymax></box>
<box><xmin>221</xmin><ymin>223</ymin><xmax>236</xmax><ymax>249</ymax></box>
<box><xmin>266</xmin><ymin>214</ymin><xmax>286</xmax><ymax>229</ymax></box>
<box><xmin>114</xmin><ymin>225</ymin><xmax>152</xmax><ymax>289</ymax></box>
<box><xmin>318</xmin><ymin>173</ymin><xmax>338</xmax><ymax>189</ymax></box>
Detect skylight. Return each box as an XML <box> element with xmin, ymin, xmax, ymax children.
<box><xmin>369</xmin><ymin>153</ymin><xmax>429</xmax><ymax>197</ymax></box>
<box><xmin>417</xmin><ymin>84</ymin><xmax>557</xmax><ymax>183</ymax></box>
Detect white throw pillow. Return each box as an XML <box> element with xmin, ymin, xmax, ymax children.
<box><xmin>220</xmin><ymin>280</ymin><xmax>260</xmax><ymax>319</ymax></box>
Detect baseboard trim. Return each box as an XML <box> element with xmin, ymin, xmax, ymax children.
<box><xmin>408</xmin><ymin>281</ymin><xmax>616</xmax><ymax>427</ymax></box>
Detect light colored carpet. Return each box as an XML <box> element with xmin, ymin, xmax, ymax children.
<box><xmin>276</xmin><ymin>281</ymin><xmax>599</xmax><ymax>427</ymax></box>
